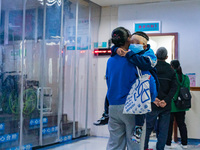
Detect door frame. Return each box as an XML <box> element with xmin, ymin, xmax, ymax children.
<box><xmin>147</xmin><ymin>32</ymin><xmax>178</xmax><ymax>142</ymax></box>
<box><xmin>147</xmin><ymin>33</ymin><xmax>178</xmax><ymax>59</ymax></box>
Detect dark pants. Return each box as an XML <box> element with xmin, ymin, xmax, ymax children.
<box><xmin>144</xmin><ymin>109</ymin><xmax>170</xmax><ymax>150</ymax></box>
<box><xmin>104</xmin><ymin>96</ymin><xmax>109</xmax><ymax>115</ymax></box>
<box><xmin>104</xmin><ymin>95</ymin><xmax>145</xmax><ymax>126</ymax></box>
<box><xmin>166</xmin><ymin>111</ymin><xmax>188</xmax><ymax>146</ymax></box>
<box><xmin>135</xmin><ymin>114</ymin><xmax>145</xmax><ymax>126</ymax></box>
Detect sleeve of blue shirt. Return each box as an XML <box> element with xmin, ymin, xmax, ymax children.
<box><xmin>149</xmin><ymin>74</ymin><xmax>157</xmax><ymax>102</ymax></box>
<box><xmin>126</xmin><ymin>52</ymin><xmax>153</xmax><ymax>71</ymax></box>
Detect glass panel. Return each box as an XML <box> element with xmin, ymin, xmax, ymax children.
<box><xmin>0</xmin><ymin>0</ymin><xmax>23</xmax><ymax>149</ymax></box>
<box><xmin>75</xmin><ymin>0</ymin><xmax>90</xmax><ymax>137</ymax></box>
<box><xmin>63</xmin><ymin>0</ymin><xmax>77</xmax><ymax>139</ymax></box>
<box><xmin>42</xmin><ymin>0</ymin><xmax>61</xmax><ymax>145</ymax></box>
<box><xmin>63</xmin><ymin>0</ymin><xmax>101</xmax><ymax>140</ymax></box>
<box><xmin>88</xmin><ymin>2</ymin><xmax>101</xmax><ymax>133</ymax></box>
<box><xmin>20</xmin><ymin>0</ymin><xmax>43</xmax><ymax>148</ymax></box>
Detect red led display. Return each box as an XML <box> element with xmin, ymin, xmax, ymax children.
<box><xmin>93</xmin><ymin>48</ymin><xmax>111</xmax><ymax>56</ymax></box>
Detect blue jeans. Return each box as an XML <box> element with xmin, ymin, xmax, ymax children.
<box><xmin>144</xmin><ymin>109</ymin><xmax>170</xmax><ymax>150</ymax></box>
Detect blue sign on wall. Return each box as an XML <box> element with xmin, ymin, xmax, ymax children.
<box><xmin>134</xmin><ymin>22</ymin><xmax>160</xmax><ymax>32</ymax></box>
<box><xmin>42</xmin><ymin>126</ymin><xmax>58</xmax><ymax>134</ymax></box>
<box><xmin>29</xmin><ymin>118</ymin><xmax>48</xmax><ymax>126</ymax></box>
<box><xmin>0</xmin><ymin>123</ymin><xmax>5</xmax><ymax>131</ymax></box>
<box><xmin>0</xmin><ymin>133</ymin><xmax>18</xmax><ymax>143</ymax></box>
<box><xmin>6</xmin><ymin>144</ymin><xmax>32</xmax><ymax>150</ymax></box>
<box><xmin>59</xmin><ymin>135</ymin><xmax>72</xmax><ymax>142</ymax></box>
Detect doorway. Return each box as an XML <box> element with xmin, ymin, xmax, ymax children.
<box><xmin>147</xmin><ymin>33</ymin><xmax>178</xmax><ymax>63</ymax></box>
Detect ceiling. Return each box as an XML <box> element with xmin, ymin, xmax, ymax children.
<box><xmin>89</xmin><ymin>0</ymin><xmax>189</xmax><ymax>6</ymax></box>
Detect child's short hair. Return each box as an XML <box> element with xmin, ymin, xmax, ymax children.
<box><xmin>132</xmin><ymin>31</ymin><xmax>149</xmax><ymax>45</ymax></box>
<box><xmin>132</xmin><ymin>31</ymin><xmax>149</xmax><ymax>41</ymax></box>
<box><xmin>111</xmin><ymin>27</ymin><xmax>131</xmax><ymax>47</ymax></box>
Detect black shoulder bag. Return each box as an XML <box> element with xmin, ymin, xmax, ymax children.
<box><xmin>174</xmin><ymin>75</ymin><xmax>191</xmax><ymax>109</ymax></box>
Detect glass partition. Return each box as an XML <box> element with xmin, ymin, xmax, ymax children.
<box><xmin>75</xmin><ymin>0</ymin><xmax>90</xmax><ymax>138</ymax></box>
<box><xmin>0</xmin><ymin>0</ymin><xmax>23</xmax><ymax>149</ymax></box>
<box><xmin>0</xmin><ymin>0</ymin><xmax>101</xmax><ymax>149</ymax></box>
<box><xmin>41</xmin><ymin>0</ymin><xmax>62</xmax><ymax>145</ymax></box>
<box><xmin>63</xmin><ymin>0</ymin><xmax>77</xmax><ymax>139</ymax></box>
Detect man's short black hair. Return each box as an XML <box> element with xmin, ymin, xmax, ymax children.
<box><xmin>132</xmin><ymin>31</ymin><xmax>149</xmax><ymax>41</ymax></box>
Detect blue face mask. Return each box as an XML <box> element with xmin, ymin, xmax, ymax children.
<box><xmin>129</xmin><ymin>44</ymin><xmax>144</xmax><ymax>53</ymax></box>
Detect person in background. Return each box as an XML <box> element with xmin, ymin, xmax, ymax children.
<box><xmin>144</xmin><ymin>47</ymin><xmax>177</xmax><ymax>150</ymax></box>
<box><xmin>165</xmin><ymin>60</ymin><xmax>190</xmax><ymax>149</ymax></box>
<box><xmin>106</xmin><ymin>26</ymin><xmax>140</xmax><ymax>150</ymax></box>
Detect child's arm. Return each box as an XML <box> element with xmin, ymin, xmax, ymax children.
<box><xmin>111</xmin><ymin>45</ymin><xmax>118</xmax><ymax>57</ymax></box>
<box><xmin>111</xmin><ymin>46</ymin><xmax>127</xmax><ymax>57</ymax></box>
<box><xmin>111</xmin><ymin>46</ymin><xmax>156</xmax><ymax>71</ymax></box>
<box><xmin>142</xmin><ymin>49</ymin><xmax>157</xmax><ymax>68</ymax></box>
<box><xmin>126</xmin><ymin>51</ymin><xmax>154</xmax><ymax>71</ymax></box>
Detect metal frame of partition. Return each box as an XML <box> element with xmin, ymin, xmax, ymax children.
<box><xmin>0</xmin><ymin>0</ymin><xmax>1</xmax><ymax>25</ymax></box>
<box><xmin>85</xmin><ymin>2</ymin><xmax>91</xmax><ymax>135</ymax></box>
<box><xmin>19</xmin><ymin>0</ymin><xmax>27</xmax><ymax>148</ymax></box>
<box><xmin>39</xmin><ymin>0</ymin><xmax>47</xmax><ymax>146</ymax></box>
<box><xmin>73</xmin><ymin>0</ymin><xmax>79</xmax><ymax>139</ymax></box>
<box><xmin>57</xmin><ymin>0</ymin><xmax>64</xmax><ymax>141</ymax></box>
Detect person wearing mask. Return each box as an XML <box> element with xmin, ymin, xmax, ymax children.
<box><xmin>94</xmin><ymin>31</ymin><xmax>159</xmax><ymax>126</ymax></box>
<box><xmin>95</xmin><ymin>31</ymin><xmax>158</xmax><ymax>144</ymax></box>
<box><xmin>106</xmin><ymin>26</ymin><xmax>139</xmax><ymax>150</ymax></box>
<box><xmin>144</xmin><ymin>47</ymin><xmax>177</xmax><ymax>150</ymax></box>
<box><xmin>166</xmin><ymin>60</ymin><xmax>190</xmax><ymax>149</ymax></box>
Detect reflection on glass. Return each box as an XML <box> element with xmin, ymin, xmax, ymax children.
<box><xmin>38</xmin><ymin>0</ymin><xmax>62</xmax><ymax>6</ymax></box>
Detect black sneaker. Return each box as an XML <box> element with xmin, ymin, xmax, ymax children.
<box><xmin>131</xmin><ymin>126</ymin><xmax>142</xmax><ymax>143</ymax></box>
<box><xmin>93</xmin><ymin>113</ymin><xmax>109</xmax><ymax>126</ymax></box>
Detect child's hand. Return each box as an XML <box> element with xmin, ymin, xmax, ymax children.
<box><xmin>116</xmin><ymin>48</ymin><xmax>128</xmax><ymax>56</ymax></box>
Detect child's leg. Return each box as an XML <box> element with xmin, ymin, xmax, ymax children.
<box><xmin>93</xmin><ymin>96</ymin><xmax>109</xmax><ymax>126</ymax></box>
<box><xmin>131</xmin><ymin>114</ymin><xmax>145</xmax><ymax>143</ymax></box>
<box><xmin>135</xmin><ymin>114</ymin><xmax>145</xmax><ymax>126</ymax></box>
<box><xmin>104</xmin><ymin>96</ymin><xmax>109</xmax><ymax>115</ymax></box>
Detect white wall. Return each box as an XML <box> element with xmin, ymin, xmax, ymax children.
<box><xmin>90</xmin><ymin>6</ymin><xmax>119</xmax><ymax>137</ymax></box>
<box><xmin>118</xmin><ymin>0</ymin><xmax>200</xmax><ymax>86</ymax></box>
<box><xmin>98</xmin><ymin>6</ymin><xmax>118</xmax><ymax>47</ymax></box>
<box><xmin>91</xmin><ymin>56</ymin><xmax>110</xmax><ymax>137</ymax></box>
<box><xmin>185</xmin><ymin>91</ymin><xmax>200</xmax><ymax>139</ymax></box>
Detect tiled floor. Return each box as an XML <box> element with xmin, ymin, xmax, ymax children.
<box><xmin>37</xmin><ymin>136</ymin><xmax>200</xmax><ymax>150</ymax></box>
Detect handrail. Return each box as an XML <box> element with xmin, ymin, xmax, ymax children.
<box><xmin>190</xmin><ymin>87</ymin><xmax>200</xmax><ymax>91</ymax></box>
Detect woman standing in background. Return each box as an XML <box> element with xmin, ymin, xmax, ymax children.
<box><xmin>166</xmin><ymin>60</ymin><xmax>190</xmax><ymax>149</ymax></box>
